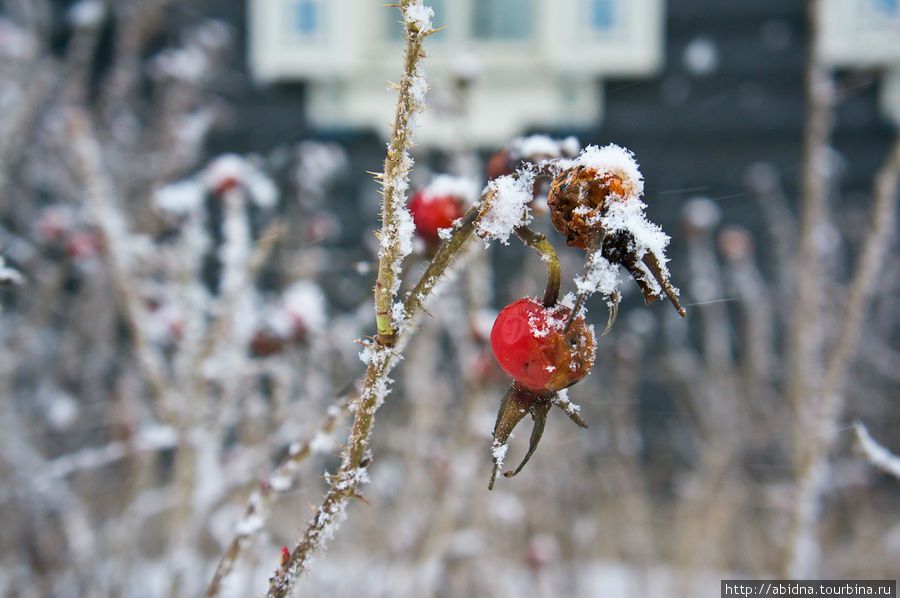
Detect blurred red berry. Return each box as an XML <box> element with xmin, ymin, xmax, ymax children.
<box><xmin>486</xmin><ymin>149</ymin><xmax>514</xmax><ymax>180</ymax></box>
<box><xmin>490</xmin><ymin>297</ymin><xmax>595</xmax><ymax>392</ymax></box>
<box><xmin>408</xmin><ymin>190</ymin><xmax>464</xmax><ymax>241</ymax></box>
<box><xmin>64</xmin><ymin>232</ymin><xmax>100</xmax><ymax>260</ymax></box>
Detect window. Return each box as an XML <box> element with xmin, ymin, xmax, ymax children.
<box><xmin>294</xmin><ymin>0</ymin><xmax>320</xmax><ymax>37</ymax></box>
<box><xmin>471</xmin><ymin>0</ymin><xmax>534</xmax><ymax>40</ymax></box>
<box><xmin>872</xmin><ymin>0</ymin><xmax>899</xmax><ymax>15</ymax></box>
<box><xmin>589</xmin><ymin>0</ymin><xmax>615</xmax><ymax>31</ymax></box>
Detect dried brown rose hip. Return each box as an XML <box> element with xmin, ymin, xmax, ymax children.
<box><xmin>547</xmin><ymin>165</ymin><xmax>627</xmax><ymax>249</ymax></box>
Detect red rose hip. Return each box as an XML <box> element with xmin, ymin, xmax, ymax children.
<box><xmin>408</xmin><ymin>189</ymin><xmax>465</xmax><ymax>241</ymax></box>
<box><xmin>490</xmin><ymin>297</ymin><xmax>595</xmax><ymax>392</ymax></box>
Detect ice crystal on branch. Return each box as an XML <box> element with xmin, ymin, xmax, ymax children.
<box><xmin>475</xmin><ymin>168</ymin><xmax>536</xmax><ymax>245</ymax></box>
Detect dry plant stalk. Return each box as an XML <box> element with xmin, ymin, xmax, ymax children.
<box><xmin>782</xmin><ymin>0</ymin><xmax>900</xmax><ymax>578</ymax></box>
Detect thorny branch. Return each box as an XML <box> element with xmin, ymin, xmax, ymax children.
<box><xmin>265</xmin><ymin>4</ymin><xmax>457</xmax><ymax>595</ymax></box>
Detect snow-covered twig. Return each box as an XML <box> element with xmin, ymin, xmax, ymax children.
<box><xmin>65</xmin><ymin>108</ymin><xmax>170</xmax><ymax>404</ymax></box>
<box><xmin>372</xmin><ymin>0</ymin><xmax>436</xmax><ymax>345</ymax></box>
<box><xmin>266</xmin><ymin>4</ymin><xmax>439</xmax><ymax>595</ymax></box>
<box><xmin>204</xmin><ymin>394</ymin><xmax>351</xmax><ymax>598</ymax></box>
<box><xmin>854</xmin><ymin>421</ymin><xmax>900</xmax><ymax>479</ymax></box>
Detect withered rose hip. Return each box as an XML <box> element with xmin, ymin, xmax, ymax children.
<box><xmin>547</xmin><ymin>166</ymin><xmax>627</xmax><ymax>249</ymax></box>
<box><xmin>490</xmin><ymin>297</ymin><xmax>595</xmax><ymax>392</ymax></box>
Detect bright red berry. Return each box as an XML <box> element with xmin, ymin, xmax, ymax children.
<box><xmin>408</xmin><ymin>189</ymin><xmax>465</xmax><ymax>241</ymax></box>
<box><xmin>490</xmin><ymin>297</ymin><xmax>595</xmax><ymax>392</ymax></box>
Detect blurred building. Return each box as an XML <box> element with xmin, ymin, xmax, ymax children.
<box><xmin>820</xmin><ymin>0</ymin><xmax>900</xmax><ymax>125</ymax></box>
<box><xmin>247</xmin><ymin>0</ymin><xmax>664</xmax><ymax>147</ymax></box>
<box><xmin>201</xmin><ymin>0</ymin><xmax>898</xmax><ymax>210</ymax></box>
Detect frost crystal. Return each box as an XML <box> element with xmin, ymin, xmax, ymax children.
<box><xmin>491</xmin><ymin>440</ymin><xmax>508</xmax><ymax>471</ymax></box>
<box><xmin>422</xmin><ymin>174</ymin><xmax>479</xmax><ymax>204</ymax></box>
<box><xmin>235</xmin><ymin>513</ymin><xmax>263</xmax><ymax>536</ymax></box>
<box><xmin>0</xmin><ymin>256</ymin><xmax>23</xmax><ymax>285</ymax></box>
<box><xmin>510</xmin><ymin>135</ymin><xmax>579</xmax><ymax>162</ymax></box>
<box><xmin>154</xmin><ymin>180</ymin><xmax>204</xmax><ymax>215</ymax></box>
<box><xmin>575</xmin><ymin>251</ymin><xmax>620</xmax><ymax>296</ymax></box>
<box><xmin>310</xmin><ymin>432</ymin><xmax>334</xmax><ymax>455</ymax></box>
<box><xmin>404</xmin><ymin>4</ymin><xmax>434</xmax><ymax>32</ymax></box>
<box><xmin>854</xmin><ymin>422</ymin><xmax>900</xmax><ymax>479</ymax></box>
<box><xmin>475</xmin><ymin>169</ymin><xmax>535</xmax><ymax>245</ymax></box>
<box><xmin>564</xmin><ymin>144</ymin><xmax>644</xmax><ymax>198</ymax></box>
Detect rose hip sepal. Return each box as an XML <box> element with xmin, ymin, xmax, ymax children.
<box><xmin>488</xmin><ymin>297</ymin><xmax>594</xmax><ymax>489</ymax></box>
<box><xmin>490</xmin><ymin>297</ymin><xmax>595</xmax><ymax>392</ymax></box>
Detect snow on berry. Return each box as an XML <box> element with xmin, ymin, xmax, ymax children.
<box><xmin>510</xmin><ymin>135</ymin><xmax>580</xmax><ymax>163</ymax></box>
<box><xmin>408</xmin><ymin>175</ymin><xmax>476</xmax><ymax>241</ymax></box>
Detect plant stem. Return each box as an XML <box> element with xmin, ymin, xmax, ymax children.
<box><xmin>515</xmin><ymin>226</ymin><xmax>561</xmax><ymax>307</ymax></box>
<box><xmin>374</xmin><ymin>0</ymin><xmax>433</xmax><ymax>346</ymax></box>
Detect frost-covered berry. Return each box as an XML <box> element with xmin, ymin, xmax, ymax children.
<box><xmin>490</xmin><ymin>297</ymin><xmax>595</xmax><ymax>392</ymax></box>
<box><xmin>408</xmin><ymin>188</ymin><xmax>465</xmax><ymax>241</ymax></box>
<box><xmin>547</xmin><ymin>166</ymin><xmax>628</xmax><ymax>249</ymax></box>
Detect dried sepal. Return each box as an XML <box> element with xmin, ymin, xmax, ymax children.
<box><xmin>488</xmin><ymin>383</ymin><xmax>590</xmax><ymax>490</ymax></box>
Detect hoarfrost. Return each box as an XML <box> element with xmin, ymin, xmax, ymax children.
<box><xmin>491</xmin><ymin>440</ymin><xmax>508</xmax><ymax>472</ymax></box>
<box><xmin>552</xmin><ymin>389</ymin><xmax>583</xmax><ymax>419</ymax></box>
<box><xmin>154</xmin><ymin>180</ymin><xmax>204</xmax><ymax>215</ymax></box>
<box><xmin>575</xmin><ymin>251</ymin><xmax>620</xmax><ymax>296</ymax></box>
<box><xmin>245</xmin><ymin>168</ymin><xmax>278</xmax><ymax>208</ymax></box>
<box><xmin>295</xmin><ymin>141</ymin><xmax>348</xmax><ymax>196</ymax></box>
<box><xmin>391</xmin><ymin>301</ymin><xmax>407</xmax><ymax>328</ymax></box>
<box><xmin>0</xmin><ymin>256</ymin><xmax>23</xmax><ymax>285</ymax></box>
<box><xmin>310</xmin><ymin>432</ymin><xmax>335</xmax><ymax>455</ymax></box>
<box><xmin>203</xmin><ymin>154</ymin><xmax>247</xmax><ymax>192</ymax></box>
<box><xmin>510</xmin><ymin>135</ymin><xmax>580</xmax><ymax>162</ymax></box>
<box><xmin>602</xmin><ymin>199</ymin><xmax>670</xmax><ymax>260</ymax></box>
<box><xmin>234</xmin><ymin>513</ymin><xmax>264</xmax><ymax>536</ymax></box>
<box><xmin>404</xmin><ymin>4</ymin><xmax>434</xmax><ymax>32</ymax></box>
<box><xmin>422</xmin><ymin>174</ymin><xmax>479</xmax><ymax>204</ymax></box>
<box><xmin>268</xmin><ymin>473</ymin><xmax>292</xmax><ymax>492</ymax></box>
<box><xmin>855</xmin><ymin>422</ymin><xmax>900</xmax><ymax>479</ymax></box>
<box><xmin>563</xmin><ymin>144</ymin><xmax>644</xmax><ymax>198</ymax></box>
<box><xmin>280</xmin><ymin>280</ymin><xmax>327</xmax><ymax>334</ymax></box>
<box><xmin>475</xmin><ymin>169</ymin><xmax>535</xmax><ymax>245</ymax></box>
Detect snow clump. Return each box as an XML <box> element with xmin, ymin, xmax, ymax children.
<box><xmin>475</xmin><ymin>168</ymin><xmax>535</xmax><ymax>245</ymax></box>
